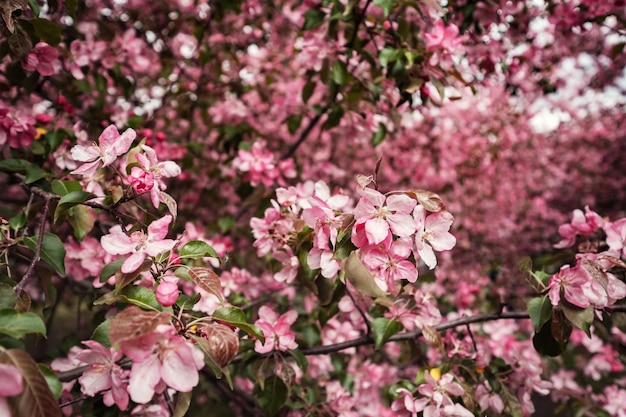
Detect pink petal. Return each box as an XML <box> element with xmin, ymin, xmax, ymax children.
<box><xmin>387</xmin><ymin>213</ymin><xmax>417</xmax><ymax>237</ymax></box>
<box><xmin>147</xmin><ymin>215</ymin><xmax>172</xmax><ymax>240</ymax></box>
<box><xmin>100</xmin><ymin>230</ymin><xmax>134</xmax><ymax>255</ymax></box>
<box><xmin>145</xmin><ymin>239</ymin><xmax>176</xmax><ymax>257</ymax></box>
<box><xmin>386</xmin><ymin>194</ymin><xmax>417</xmax><ymax>214</ymax></box>
<box><xmin>161</xmin><ymin>349</ymin><xmax>199</xmax><ymax>392</ymax></box>
<box><xmin>128</xmin><ymin>356</ymin><xmax>161</xmax><ymax>404</ymax></box>
<box><xmin>112</xmin><ymin>128</ymin><xmax>137</xmax><ymax>157</ymax></box>
<box><xmin>97</xmin><ymin>125</ymin><xmax>121</xmax><ymax>151</ymax></box>
<box><xmin>79</xmin><ymin>368</ymin><xmax>112</xmax><ymax>396</ymax></box>
<box><xmin>0</xmin><ymin>364</ymin><xmax>22</xmax><ymax>396</ymax></box>
<box><xmin>429</xmin><ymin>231</ymin><xmax>456</xmax><ymax>251</ymax></box>
<box><xmin>365</xmin><ymin>217</ymin><xmax>390</xmax><ymax>245</ymax></box>
<box><xmin>122</xmin><ymin>251</ymin><xmax>146</xmax><ymax>273</ymax></box>
<box><xmin>417</xmin><ymin>242</ymin><xmax>437</xmax><ymax>269</ymax></box>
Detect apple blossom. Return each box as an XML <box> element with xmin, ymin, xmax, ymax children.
<box><xmin>413</xmin><ymin>205</ymin><xmax>456</xmax><ymax>269</ymax></box>
<box><xmin>122</xmin><ymin>325</ymin><xmax>204</xmax><ymax>404</ymax></box>
<box><xmin>0</xmin><ymin>364</ymin><xmax>23</xmax><ymax>416</ymax></box>
<box><xmin>100</xmin><ymin>215</ymin><xmax>176</xmax><ymax>273</ymax></box>
<box><xmin>155</xmin><ymin>281</ymin><xmax>179</xmax><ymax>307</ymax></box>
<box><xmin>71</xmin><ymin>124</ymin><xmax>137</xmax><ymax>176</ymax></box>
<box><xmin>21</xmin><ymin>42</ymin><xmax>59</xmax><ymax>76</ymax></box>
<box><xmin>253</xmin><ymin>305</ymin><xmax>298</xmax><ymax>354</ymax></box>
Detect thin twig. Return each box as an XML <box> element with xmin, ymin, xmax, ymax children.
<box><xmin>13</xmin><ymin>197</ymin><xmax>50</xmax><ymax>297</ymax></box>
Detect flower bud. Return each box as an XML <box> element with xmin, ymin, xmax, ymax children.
<box><xmin>155</xmin><ymin>281</ymin><xmax>179</xmax><ymax>307</ymax></box>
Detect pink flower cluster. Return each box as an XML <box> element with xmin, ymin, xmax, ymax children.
<box><xmin>0</xmin><ymin>103</ymin><xmax>37</xmax><ymax>148</ymax></box>
<box><xmin>21</xmin><ymin>42</ymin><xmax>59</xmax><ymax>76</ymax></box>
<box><xmin>253</xmin><ymin>305</ymin><xmax>298</xmax><ymax>354</ymax></box>
<box><xmin>351</xmin><ymin>186</ymin><xmax>455</xmax><ymax>292</ymax></box>
<box><xmin>232</xmin><ymin>140</ymin><xmax>296</xmax><ymax>187</ymax></box>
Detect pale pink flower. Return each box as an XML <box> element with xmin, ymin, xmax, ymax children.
<box><xmin>100</xmin><ymin>215</ymin><xmax>176</xmax><ymax>273</ymax></box>
<box><xmin>0</xmin><ymin>363</ymin><xmax>23</xmax><ymax>417</ymax></box>
<box><xmin>21</xmin><ymin>42</ymin><xmax>59</xmax><ymax>76</ymax></box>
<box><xmin>75</xmin><ymin>340</ymin><xmax>129</xmax><ymax>410</ymax></box>
<box><xmin>302</xmin><ymin>199</ymin><xmax>341</xmax><ymax>250</ymax></box>
<box><xmin>362</xmin><ymin>237</ymin><xmax>418</xmax><ymax>289</ymax></box>
<box><xmin>254</xmin><ymin>306</ymin><xmax>298</xmax><ymax>354</ymax></box>
<box><xmin>71</xmin><ymin>124</ymin><xmax>137</xmax><ymax>176</ymax></box>
<box><xmin>307</xmin><ymin>247</ymin><xmax>341</xmax><ymax>279</ymax></box>
<box><xmin>352</xmin><ymin>188</ymin><xmax>416</xmax><ymax>246</ymax></box>
<box><xmin>394</xmin><ymin>372</ymin><xmax>473</xmax><ymax>417</ymax></box>
<box><xmin>424</xmin><ymin>20</ymin><xmax>463</xmax><ymax>52</ymax></box>
<box><xmin>554</xmin><ymin>206</ymin><xmax>603</xmax><ymax>248</ymax></box>
<box><xmin>232</xmin><ymin>140</ymin><xmax>292</xmax><ymax>187</ymax></box>
<box><xmin>122</xmin><ymin>325</ymin><xmax>204</xmax><ymax>404</ymax></box>
<box><xmin>413</xmin><ymin>205</ymin><xmax>456</xmax><ymax>269</ymax></box>
<box><xmin>548</xmin><ymin>264</ymin><xmax>595</xmax><ymax>308</ymax></box>
<box><xmin>134</xmin><ymin>145</ymin><xmax>181</xmax><ymax>208</ymax></box>
<box><xmin>273</xmin><ymin>246</ymin><xmax>299</xmax><ymax>284</ymax></box>
<box><xmin>605</xmin><ymin>218</ymin><xmax>626</xmax><ymax>258</ymax></box>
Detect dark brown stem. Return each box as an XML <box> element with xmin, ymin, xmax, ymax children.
<box><xmin>13</xmin><ymin>197</ymin><xmax>50</xmax><ymax>297</ymax></box>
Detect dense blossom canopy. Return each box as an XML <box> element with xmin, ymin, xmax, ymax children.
<box><xmin>0</xmin><ymin>0</ymin><xmax>626</xmax><ymax>416</ymax></box>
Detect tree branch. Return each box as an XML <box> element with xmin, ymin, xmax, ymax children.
<box><xmin>13</xmin><ymin>197</ymin><xmax>50</xmax><ymax>297</ymax></box>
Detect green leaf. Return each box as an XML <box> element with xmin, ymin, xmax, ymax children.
<box><xmin>379</xmin><ymin>47</ymin><xmax>402</xmax><ymax>68</ymax></box>
<box><xmin>51</xmin><ymin>180</ymin><xmax>82</xmax><ymax>195</ymax></box>
<box><xmin>117</xmin><ymin>286</ymin><xmax>162</xmax><ymax>311</ymax></box>
<box><xmin>9</xmin><ymin>213</ymin><xmax>27</xmax><ymax>232</ymax></box>
<box><xmin>23</xmin><ymin>233</ymin><xmax>66</xmax><ymax>275</ymax></box>
<box><xmin>321</xmin><ymin>106</ymin><xmax>344</xmax><ymax>131</ymax></box>
<box><xmin>172</xmin><ymin>390</ymin><xmax>192</xmax><ymax>417</ymax></box>
<box><xmin>371</xmin><ymin>122</ymin><xmax>387</xmax><ymax>147</ymax></box>
<box><xmin>212</xmin><ymin>306</ymin><xmax>265</xmax><ymax>343</ymax></box>
<box><xmin>179</xmin><ymin>240</ymin><xmax>218</xmax><ymax>259</ymax></box>
<box><xmin>68</xmin><ymin>205</ymin><xmax>95</xmax><ymax>241</ymax></box>
<box><xmin>371</xmin><ymin>317</ymin><xmax>402</xmax><ymax>349</ymax></box>
<box><xmin>302</xmin><ymin>80</ymin><xmax>316</xmax><ymax>104</ymax></box>
<box><xmin>54</xmin><ymin>191</ymin><xmax>96</xmax><ymax>224</ymax></box>
<box><xmin>0</xmin><ymin>283</ymin><xmax>16</xmax><ymax>309</ymax></box>
<box><xmin>94</xmin><ymin>286</ymin><xmax>162</xmax><ymax>311</ymax></box>
<box><xmin>66</xmin><ymin>0</ymin><xmax>77</xmax><ymax>18</ymax></box>
<box><xmin>0</xmin><ymin>159</ymin><xmax>46</xmax><ymax>184</ymax></box>
<box><xmin>303</xmin><ymin>8</ymin><xmax>325</xmax><ymax>30</ymax></box>
<box><xmin>373</xmin><ymin>0</ymin><xmax>397</xmax><ymax>16</ymax></box>
<box><xmin>331</xmin><ymin>60</ymin><xmax>348</xmax><ymax>86</ymax></box>
<box><xmin>256</xmin><ymin>375</ymin><xmax>288</xmax><ymax>415</ymax></box>
<box><xmin>561</xmin><ymin>303</ymin><xmax>594</xmax><ymax>337</ymax></box>
<box><xmin>99</xmin><ymin>258</ymin><xmax>126</xmax><ymax>283</ymax></box>
<box><xmin>288</xmin><ymin>349</ymin><xmax>308</xmax><ymax>373</ymax></box>
<box><xmin>91</xmin><ymin>318</ymin><xmax>112</xmax><ymax>348</ymax></box>
<box><xmin>38</xmin><ymin>364</ymin><xmax>62</xmax><ymax>399</ymax></box>
<box><xmin>527</xmin><ymin>296</ymin><xmax>552</xmax><ymax>332</ymax></box>
<box><xmin>30</xmin><ymin>18</ymin><xmax>62</xmax><ymax>46</ymax></box>
<box><xmin>0</xmin><ymin>309</ymin><xmax>46</xmax><ymax>339</ymax></box>
<box><xmin>344</xmin><ymin>251</ymin><xmax>387</xmax><ymax>298</ymax></box>
<box><xmin>27</xmin><ymin>0</ymin><xmax>40</xmax><ymax>16</ymax></box>
<box><xmin>285</xmin><ymin>114</ymin><xmax>303</xmax><ymax>135</ymax></box>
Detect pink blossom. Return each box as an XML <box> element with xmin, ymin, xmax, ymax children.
<box><xmin>134</xmin><ymin>145</ymin><xmax>181</xmax><ymax>208</ymax></box>
<box><xmin>75</xmin><ymin>340</ymin><xmax>129</xmax><ymax>410</ymax></box>
<box><xmin>71</xmin><ymin>124</ymin><xmax>137</xmax><ymax>176</ymax></box>
<box><xmin>122</xmin><ymin>325</ymin><xmax>204</xmax><ymax>403</ymax></box>
<box><xmin>0</xmin><ymin>363</ymin><xmax>23</xmax><ymax>416</ymax></box>
<box><xmin>362</xmin><ymin>237</ymin><xmax>418</xmax><ymax>291</ymax></box>
<box><xmin>352</xmin><ymin>188</ymin><xmax>416</xmax><ymax>246</ymax></box>
<box><xmin>413</xmin><ymin>205</ymin><xmax>456</xmax><ymax>269</ymax></box>
<box><xmin>302</xmin><ymin>199</ymin><xmax>341</xmax><ymax>250</ymax></box>
<box><xmin>394</xmin><ymin>372</ymin><xmax>473</xmax><ymax>417</ymax></box>
<box><xmin>605</xmin><ymin>218</ymin><xmax>626</xmax><ymax>258</ymax></box>
<box><xmin>548</xmin><ymin>264</ymin><xmax>594</xmax><ymax>308</ymax></box>
<box><xmin>128</xmin><ymin>166</ymin><xmax>155</xmax><ymax>194</ymax></box>
<box><xmin>254</xmin><ymin>305</ymin><xmax>298</xmax><ymax>354</ymax></box>
<box><xmin>554</xmin><ymin>206</ymin><xmax>603</xmax><ymax>248</ymax></box>
<box><xmin>307</xmin><ymin>247</ymin><xmax>341</xmax><ymax>279</ymax></box>
<box><xmin>155</xmin><ymin>281</ymin><xmax>179</xmax><ymax>307</ymax></box>
<box><xmin>424</xmin><ymin>20</ymin><xmax>463</xmax><ymax>52</ymax></box>
<box><xmin>273</xmin><ymin>246</ymin><xmax>299</xmax><ymax>284</ymax></box>
<box><xmin>232</xmin><ymin>140</ymin><xmax>294</xmax><ymax>187</ymax></box>
<box><xmin>100</xmin><ymin>215</ymin><xmax>176</xmax><ymax>273</ymax></box>
<box><xmin>21</xmin><ymin>42</ymin><xmax>59</xmax><ymax>76</ymax></box>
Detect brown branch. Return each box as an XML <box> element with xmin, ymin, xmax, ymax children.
<box><xmin>280</xmin><ymin>106</ymin><xmax>328</xmax><ymax>161</ymax></box>
<box><xmin>13</xmin><ymin>197</ymin><xmax>50</xmax><ymax>297</ymax></box>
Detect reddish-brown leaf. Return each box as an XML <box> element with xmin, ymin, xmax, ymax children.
<box><xmin>195</xmin><ymin>323</ymin><xmax>239</xmax><ymax>368</ymax></box>
<box><xmin>109</xmin><ymin>306</ymin><xmax>170</xmax><ymax>346</ymax></box>
<box><xmin>188</xmin><ymin>267</ymin><xmax>224</xmax><ymax>304</ymax></box>
<box><xmin>422</xmin><ymin>324</ymin><xmax>444</xmax><ymax>350</ymax></box>
<box><xmin>0</xmin><ymin>349</ymin><xmax>62</xmax><ymax>417</ymax></box>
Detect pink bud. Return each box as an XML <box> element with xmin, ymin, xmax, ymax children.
<box><xmin>169</xmin><ymin>253</ymin><xmax>181</xmax><ymax>265</ymax></box>
<box><xmin>36</xmin><ymin>114</ymin><xmax>52</xmax><ymax>124</ymax></box>
<box><xmin>156</xmin><ymin>132</ymin><xmax>167</xmax><ymax>142</ymax></box>
<box><xmin>156</xmin><ymin>281</ymin><xmax>179</xmax><ymax>307</ymax></box>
